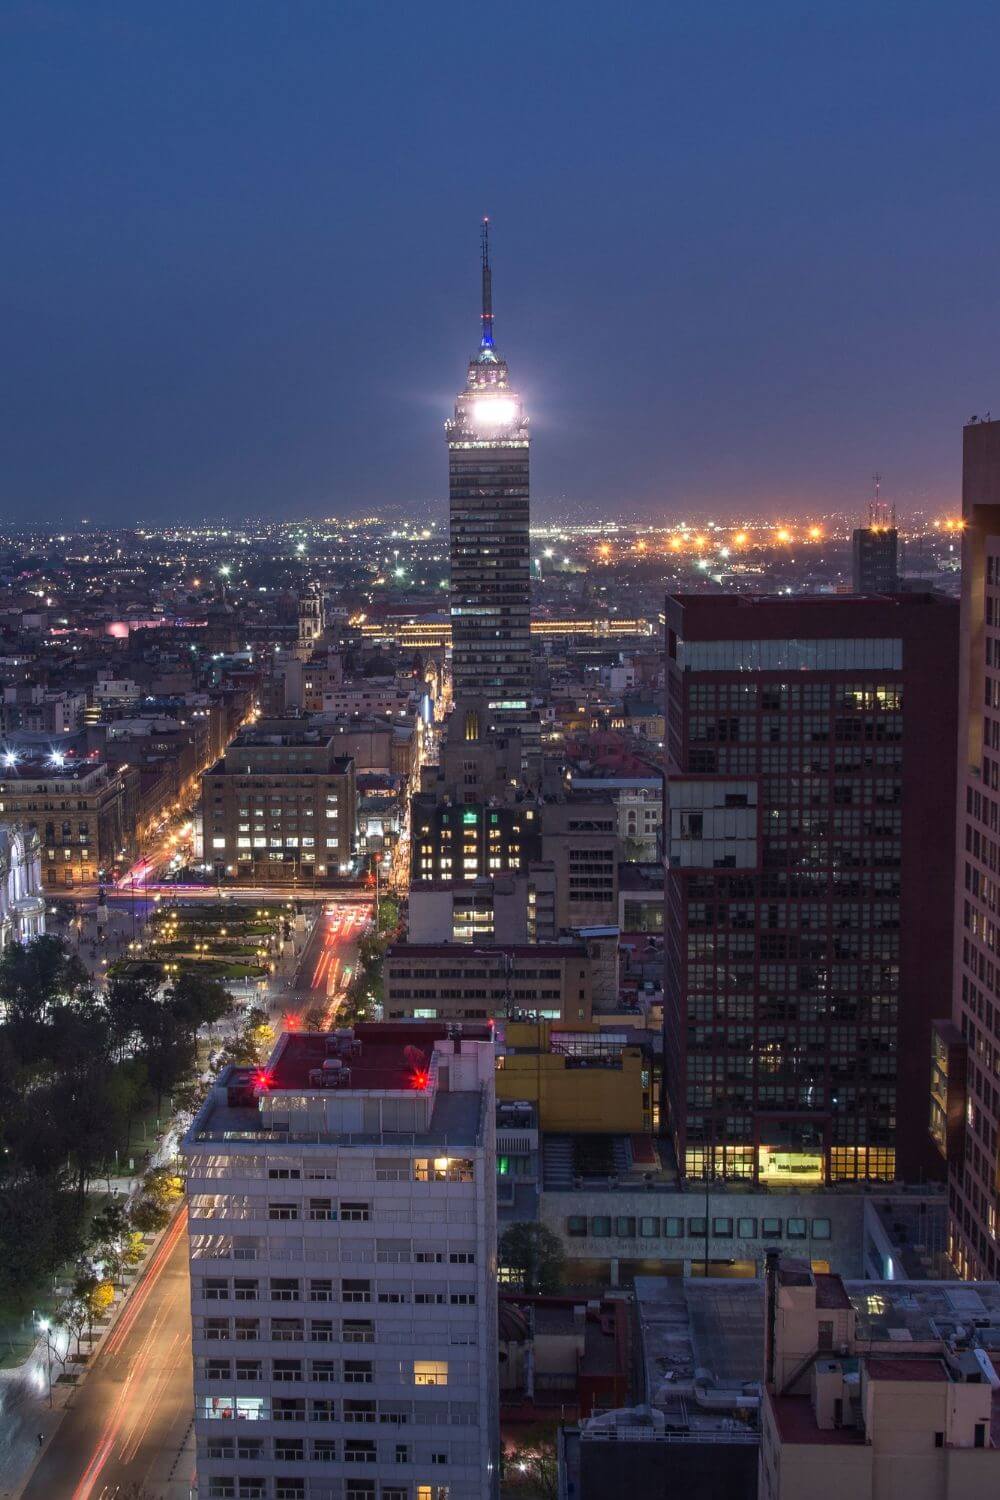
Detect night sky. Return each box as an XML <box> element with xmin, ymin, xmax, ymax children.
<box><xmin>2</xmin><ymin>1</ymin><xmax>999</xmax><ymax>527</ymax></box>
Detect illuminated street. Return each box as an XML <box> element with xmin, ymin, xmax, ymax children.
<box><xmin>21</xmin><ymin>1211</ymin><xmax>194</xmax><ymax>1500</ymax></box>
<box><xmin>279</xmin><ymin>898</ymin><xmax>372</xmax><ymax>1029</ymax></box>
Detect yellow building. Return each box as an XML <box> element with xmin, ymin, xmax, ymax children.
<box><xmin>496</xmin><ymin>1020</ymin><xmax>651</xmax><ymax>1134</ymax></box>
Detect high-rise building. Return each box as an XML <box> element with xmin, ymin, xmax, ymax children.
<box><xmin>851</xmin><ymin>484</ymin><xmax>899</xmax><ymax>593</ymax></box>
<box><xmin>852</xmin><ymin>524</ymin><xmax>899</xmax><ymax>594</ymax></box>
<box><xmin>446</xmin><ymin>222</ymin><xmax>531</xmax><ymax>730</ymax></box>
<box><xmin>183</xmin><ymin>1022</ymin><xmax>500</xmax><ymax>1500</ymax></box>
<box><xmin>664</xmin><ymin>592</ymin><xmax>958</xmax><ymax>1186</ymax></box>
<box><xmin>938</xmin><ymin>417</ymin><xmax>1000</xmax><ymax>1279</ymax></box>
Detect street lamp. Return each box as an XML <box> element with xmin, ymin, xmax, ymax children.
<box><xmin>36</xmin><ymin>1317</ymin><xmax>54</xmax><ymax>1406</ymax></box>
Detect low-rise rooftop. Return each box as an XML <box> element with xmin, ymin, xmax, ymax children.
<box><xmin>184</xmin><ymin>1022</ymin><xmax>492</xmax><ymax>1151</ymax></box>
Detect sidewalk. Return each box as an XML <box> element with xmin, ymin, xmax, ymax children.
<box><xmin>0</xmin><ymin>1100</ymin><xmax>187</xmax><ymax>1499</ymax></box>
<box><xmin>0</xmin><ymin>1206</ymin><xmax>183</xmax><ymax>1500</ymax></box>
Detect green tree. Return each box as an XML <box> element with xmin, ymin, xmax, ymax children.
<box><xmin>139</xmin><ymin>998</ymin><xmax>196</xmax><ymax>1112</ymax></box>
<box><xmin>130</xmin><ymin>1197</ymin><xmax>169</xmax><ymax>1234</ymax></box>
<box><xmin>0</xmin><ymin>935</ymin><xmax>88</xmax><ymax>1045</ymax></box>
<box><xmin>91</xmin><ymin>1198</ymin><xmax>132</xmax><ymax>1287</ymax></box>
<box><xmin>0</xmin><ymin>1170</ymin><xmax>83</xmax><ymax>1314</ymax></box>
<box><xmin>142</xmin><ymin>1167</ymin><xmax>183</xmax><ymax>1211</ymax></box>
<box><xmin>167</xmin><ymin>971</ymin><xmax>233</xmax><ymax>1034</ymax></box>
<box><xmin>499</xmin><ymin>1222</ymin><xmax>565</xmax><ymax>1294</ymax></box>
<box><xmin>105</xmin><ymin>971</ymin><xmax>160</xmax><ymax>1064</ymax></box>
<box><xmin>506</xmin><ymin>1430</ymin><xmax>559</xmax><ymax>1499</ymax></box>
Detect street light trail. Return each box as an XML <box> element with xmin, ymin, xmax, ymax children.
<box><xmin>68</xmin><ymin>1212</ymin><xmax>189</xmax><ymax>1500</ymax></box>
<box><xmin>102</xmin><ymin>1207</ymin><xmax>187</xmax><ymax>1360</ymax></box>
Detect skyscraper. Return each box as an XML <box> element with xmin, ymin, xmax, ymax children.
<box><xmin>938</xmin><ymin>418</ymin><xmax>1000</xmax><ymax>1278</ymax></box>
<box><xmin>664</xmin><ymin>592</ymin><xmax>958</xmax><ymax>1186</ymax></box>
<box><xmin>446</xmin><ymin>221</ymin><xmax>531</xmax><ymax>730</ymax></box>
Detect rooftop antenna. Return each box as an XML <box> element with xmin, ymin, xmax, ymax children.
<box><xmin>480</xmin><ymin>216</ymin><xmax>494</xmax><ymax>349</ymax></box>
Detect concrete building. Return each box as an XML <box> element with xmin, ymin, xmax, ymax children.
<box><xmin>497</xmin><ymin>1020</ymin><xmax>653</xmax><ymax>1134</ymax></box>
<box><xmin>852</xmin><ymin>504</ymin><xmax>899</xmax><ymax>594</ymax></box>
<box><xmin>409</xmin><ymin>796</ymin><xmax>541</xmax><ymax>886</ymax></box>
<box><xmin>560</xmin><ymin>1258</ymin><xmax>1000</xmax><ymax>1500</ymax></box>
<box><xmin>407</xmin><ymin>871</ymin><xmax>556</xmax><ymax>946</ymax></box>
<box><xmin>183</xmin><ymin>1022</ymin><xmax>499</xmax><ymax>1500</ymax></box>
<box><xmin>446</xmin><ymin>223</ymin><xmax>532</xmax><ymax>738</ymax></box>
<box><xmin>664</xmin><ymin>592</ymin><xmax>958</xmax><ymax>1186</ymax></box>
<box><xmin>938</xmin><ymin>417</ymin><xmax>1000</xmax><ymax>1278</ymax></box>
<box><xmin>0</xmin><ymin>753</ymin><xmax>139</xmax><ymax>889</ymax></box>
<box><xmin>201</xmin><ymin>720</ymin><xmax>355</xmax><ymax>885</ymax></box>
<box><xmin>541</xmin><ymin>794</ymin><xmax>620</xmax><ymax>931</ymax></box>
<box><xmin>383</xmin><ymin>942</ymin><xmax>594</xmax><ymax>1024</ymax></box>
<box><xmin>568</xmin><ymin>770</ymin><xmax>663</xmax><ymax>862</ymax></box>
<box><xmin>759</xmin><ymin>1255</ymin><xmax>1000</xmax><ymax>1499</ymax></box>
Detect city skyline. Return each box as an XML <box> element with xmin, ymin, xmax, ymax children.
<box><xmin>3</xmin><ymin>4</ymin><xmax>1000</xmax><ymax>525</ymax></box>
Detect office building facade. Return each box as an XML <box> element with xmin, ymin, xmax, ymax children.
<box><xmin>184</xmin><ymin>1022</ymin><xmax>499</xmax><ymax>1500</ymax></box>
<box><xmin>201</xmin><ymin>721</ymin><xmax>355</xmax><ymax>885</ymax></box>
<box><xmin>383</xmin><ymin>941</ymin><xmax>594</xmax><ymax>1024</ymax></box>
<box><xmin>941</xmin><ymin>418</ymin><xmax>1000</xmax><ymax>1278</ymax></box>
<box><xmin>664</xmin><ymin>593</ymin><xmax>958</xmax><ymax>1186</ymax></box>
<box><xmin>851</xmin><ymin>525</ymin><xmax>899</xmax><ymax>594</ymax></box>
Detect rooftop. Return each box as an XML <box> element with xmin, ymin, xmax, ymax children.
<box><xmin>847</xmin><ymin>1277</ymin><xmax>1000</xmax><ymax>1343</ymax></box>
<box><xmin>769</xmin><ymin>1394</ymin><xmax>864</xmax><ymax>1446</ymax></box>
<box><xmin>865</xmin><ymin>1356</ymin><xmax>948</xmax><ymax>1382</ymax></box>
<box><xmin>184</xmin><ymin>1023</ymin><xmax>491</xmax><ymax>1150</ymax></box>
<box><xmin>268</xmin><ymin>1030</ymin><xmax>433</xmax><ymax>1092</ymax></box>
<box><xmin>0</xmin><ymin>754</ymin><xmax>112</xmax><ymax>781</ymax></box>
<box><xmin>386</xmin><ymin>941</ymin><xmax>586</xmax><ymax>960</ymax></box>
<box><xmin>635</xmin><ymin>1276</ymin><xmax>762</xmax><ymax>1434</ymax></box>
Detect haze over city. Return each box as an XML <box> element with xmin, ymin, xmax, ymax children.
<box><xmin>3</xmin><ymin>1</ymin><xmax>1000</xmax><ymax>525</ymax></box>
<box><xmin>4</xmin><ymin>9</ymin><xmax>1000</xmax><ymax>1500</ymax></box>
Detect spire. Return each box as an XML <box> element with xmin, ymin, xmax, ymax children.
<box><xmin>480</xmin><ymin>216</ymin><xmax>494</xmax><ymax>348</ymax></box>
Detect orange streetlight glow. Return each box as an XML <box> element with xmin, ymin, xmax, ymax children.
<box><xmin>733</xmin><ymin>531</ymin><xmax>748</xmax><ymax>546</ymax></box>
<box><xmin>775</xmin><ymin>527</ymin><xmax>792</xmax><ymax>544</ymax></box>
<box><xmin>669</xmin><ymin>536</ymin><xmax>683</xmax><ymax>551</ymax></box>
<box><xmin>808</xmin><ymin>525</ymin><xmax>822</xmax><ymax>540</ymax></box>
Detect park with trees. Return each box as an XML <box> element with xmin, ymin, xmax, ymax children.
<box><xmin>0</xmin><ymin>932</ymin><xmax>235</xmax><ymax>1364</ymax></box>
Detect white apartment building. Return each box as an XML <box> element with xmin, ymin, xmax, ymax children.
<box><xmin>183</xmin><ymin>1023</ymin><xmax>499</xmax><ymax>1500</ymax></box>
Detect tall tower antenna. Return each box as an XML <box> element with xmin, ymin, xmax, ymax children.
<box><xmin>480</xmin><ymin>217</ymin><xmax>494</xmax><ymax>348</ymax></box>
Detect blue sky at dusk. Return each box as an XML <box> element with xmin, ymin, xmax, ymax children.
<box><xmin>1</xmin><ymin>0</ymin><xmax>999</xmax><ymax>525</ymax></box>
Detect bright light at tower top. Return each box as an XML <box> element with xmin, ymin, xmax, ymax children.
<box><xmin>447</xmin><ymin>217</ymin><xmax>528</xmax><ymax>444</ymax></box>
<box><xmin>470</xmin><ymin>396</ymin><xmax>518</xmax><ymax>427</ymax></box>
